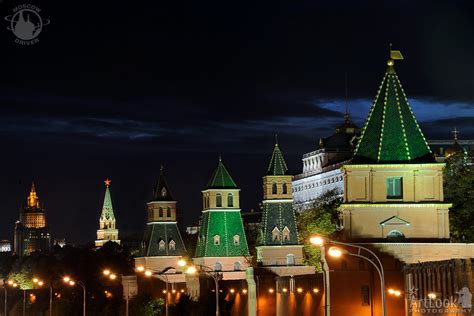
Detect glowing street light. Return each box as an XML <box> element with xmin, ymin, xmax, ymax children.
<box><xmin>309</xmin><ymin>236</ymin><xmax>324</xmax><ymax>246</ymax></box>
<box><xmin>63</xmin><ymin>277</ymin><xmax>85</xmax><ymax>316</ymax></box>
<box><xmin>428</xmin><ymin>292</ymin><xmax>437</xmax><ymax>299</ymax></box>
<box><xmin>136</xmin><ymin>266</ymin><xmax>145</xmax><ymax>272</ymax></box>
<box><xmin>103</xmin><ymin>269</ymin><xmax>111</xmax><ymax>276</ymax></box>
<box><xmin>388</xmin><ymin>288</ymin><xmax>402</xmax><ymax>297</ymax></box>
<box><xmin>327</xmin><ymin>247</ymin><xmax>343</xmax><ymax>258</ymax></box>
<box><xmin>177</xmin><ymin>259</ymin><xmax>187</xmax><ymax>267</ymax></box>
<box><xmin>144</xmin><ymin>270</ymin><xmax>153</xmax><ymax>277</ymax></box>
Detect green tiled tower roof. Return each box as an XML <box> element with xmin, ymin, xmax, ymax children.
<box><xmin>353</xmin><ymin>52</ymin><xmax>433</xmax><ymax>163</ymax></box>
<box><xmin>151</xmin><ymin>166</ymin><xmax>175</xmax><ymax>201</ymax></box>
<box><xmin>101</xmin><ymin>180</ymin><xmax>115</xmax><ymax>220</ymax></box>
<box><xmin>205</xmin><ymin>158</ymin><xmax>237</xmax><ymax>189</ymax></box>
<box><xmin>266</xmin><ymin>143</ymin><xmax>289</xmax><ymax>176</ymax></box>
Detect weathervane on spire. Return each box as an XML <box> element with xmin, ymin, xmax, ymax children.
<box><xmin>104</xmin><ymin>178</ymin><xmax>111</xmax><ymax>186</ymax></box>
<box><xmin>387</xmin><ymin>43</ymin><xmax>404</xmax><ymax>67</ymax></box>
<box><xmin>275</xmin><ymin>133</ymin><xmax>279</xmax><ymax>146</ymax></box>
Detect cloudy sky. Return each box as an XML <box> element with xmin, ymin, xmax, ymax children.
<box><xmin>1</xmin><ymin>0</ymin><xmax>473</xmax><ymax>244</ymax></box>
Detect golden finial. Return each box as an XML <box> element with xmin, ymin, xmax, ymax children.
<box><xmin>387</xmin><ymin>44</ymin><xmax>404</xmax><ymax>67</ymax></box>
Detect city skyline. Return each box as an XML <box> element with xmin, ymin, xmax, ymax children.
<box><xmin>2</xmin><ymin>1</ymin><xmax>474</xmax><ymax>244</ymax></box>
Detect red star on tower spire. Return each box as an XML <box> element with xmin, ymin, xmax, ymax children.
<box><xmin>104</xmin><ymin>178</ymin><xmax>111</xmax><ymax>186</ymax></box>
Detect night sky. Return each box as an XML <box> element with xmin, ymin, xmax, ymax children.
<box><xmin>1</xmin><ymin>1</ymin><xmax>474</xmax><ymax>244</ymax></box>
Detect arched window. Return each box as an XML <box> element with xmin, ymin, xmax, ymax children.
<box><xmin>159</xmin><ymin>207</ymin><xmax>163</xmax><ymax>217</ymax></box>
<box><xmin>169</xmin><ymin>239</ymin><xmax>176</xmax><ymax>251</ymax></box>
<box><xmin>272</xmin><ymin>183</ymin><xmax>277</xmax><ymax>194</ymax></box>
<box><xmin>272</xmin><ymin>227</ymin><xmax>280</xmax><ymax>241</ymax></box>
<box><xmin>166</xmin><ymin>207</ymin><xmax>171</xmax><ymax>217</ymax></box>
<box><xmin>234</xmin><ymin>262</ymin><xmax>241</xmax><ymax>271</ymax></box>
<box><xmin>216</xmin><ymin>193</ymin><xmax>222</xmax><ymax>207</ymax></box>
<box><xmin>227</xmin><ymin>193</ymin><xmax>233</xmax><ymax>207</ymax></box>
<box><xmin>233</xmin><ymin>234</ymin><xmax>240</xmax><ymax>245</ymax></box>
<box><xmin>158</xmin><ymin>240</ymin><xmax>165</xmax><ymax>251</ymax></box>
<box><xmin>282</xmin><ymin>226</ymin><xmax>290</xmax><ymax>241</ymax></box>
<box><xmin>286</xmin><ymin>254</ymin><xmax>295</xmax><ymax>266</ymax></box>
<box><xmin>214</xmin><ymin>235</ymin><xmax>220</xmax><ymax>246</ymax></box>
<box><xmin>282</xmin><ymin>182</ymin><xmax>288</xmax><ymax>194</ymax></box>
<box><xmin>214</xmin><ymin>262</ymin><xmax>222</xmax><ymax>271</ymax></box>
<box><xmin>387</xmin><ymin>230</ymin><xmax>405</xmax><ymax>242</ymax></box>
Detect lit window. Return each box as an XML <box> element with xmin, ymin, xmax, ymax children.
<box><xmin>282</xmin><ymin>226</ymin><xmax>290</xmax><ymax>241</ymax></box>
<box><xmin>272</xmin><ymin>227</ymin><xmax>280</xmax><ymax>241</ymax></box>
<box><xmin>166</xmin><ymin>207</ymin><xmax>171</xmax><ymax>217</ymax></box>
<box><xmin>282</xmin><ymin>183</ymin><xmax>288</xmax><ymax>194</ymax></box>
<box><xmin>158</xmin><ymin>240</ymin><xmax>165</xmax><ymax>251</ymax></box>
<box><xmin>169</xmin><ymin>239</ymin><xmax>176</xmax><ymax>251</ymax></box>
<box><xmin>227</xmin><ymin>193</ymin><xmax>233</xmax><ymax>207</ymax></box>
<box><xmin>387</xmin><ymin>177</ymin><xmax>403</xmax><ymax>199</ymax></box>
<box><xmin>233</xmin><ymin>235</ymin><xmax>240</xmax><ymax>245</ymax></box>
<box><xmin>214</xmin><ymin>235</ymin><xmax>220</xmax><ymax>246</ymax></box>
<box><xmin>216</xmin><ymin>193</ymin><xmax>222</xmax><ymax>207</ymax></box>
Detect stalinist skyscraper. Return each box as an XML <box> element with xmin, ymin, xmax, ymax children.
<box><xmin>14</xmin><ymin>182</ymin><xmax>51</xmax><ymax>257</ymax></box>
<box><xmin>95</xmin><ymin>179</ymin><xmax>120</xmax><ymax>247</ymax></box>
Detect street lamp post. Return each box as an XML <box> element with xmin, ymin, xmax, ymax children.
<box><xmin>189</xmin><ymin>265</ymin><xmax>222</xmax><ymax>316</ymax></box>
<box><xmin>3</xmin><ymin>286</ymin><xmax>7</xmax><ymax>316</ymax></box>
<box><xmin>63</xmin><ymin>277</ymin><xmax>86</xmax><ymax>316</ymax></box>
<box><xmin>310</xmin><ymin>236</ymin><xmax>387</xmax><ymax>316</ymax></box>
<box><xmin>33</xmin><ymin>278</ymin><xmax>53</xmax><ymax>316</ymax></box>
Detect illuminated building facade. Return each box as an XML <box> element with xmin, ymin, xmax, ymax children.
<box><xmin>14</xmin><ymin>182</ymin><xmax>51</xmax><ymax>256</ymax></box>
<box><xmin>292</xmin><ymin>113</ymin><xmax>359</xmax><ymax>211</ymax></box>
<box><xmin>95</xmin><ymin>179</ymin><xmax>120</xmax><ymax>247</ymax></box>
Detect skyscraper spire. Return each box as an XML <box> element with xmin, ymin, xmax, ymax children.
<box><xmin>27</xmin><ymin>181</ymin><xmax>40</xmax><ymax>208</ymax></box>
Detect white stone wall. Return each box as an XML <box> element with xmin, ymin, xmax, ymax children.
<box><xmin>292</xmin><ymin>168</ymin><xmax>344</xmax><ymax>210</ymax></box>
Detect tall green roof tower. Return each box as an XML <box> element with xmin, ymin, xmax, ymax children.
<box><xmin>256</xmin><ymin>141</ymin><xmax>304</xmax><ymax>267</ymax></box>
<box><xmin>339</xmin><ymin>50</ymin><xmax>451</xmax><ymax>243</ymax></box>
<box><xmin>96</xmin><ymin>179</ymin><xmax>120</xmax><ymax>247</ymax></box>
<box><xmin>353</xmin><ymin>50</ymin><xmax>433</xmax><ymax>164</ymax></box>
<box><xmin>194</xmin><ymin>157</ymin><xmax>250</xmax><ymax>272</ymax></box>
<box><xmin>135</xmin><ymin>167</ymin><xmax>187</xmax><ymax>271</ymax></box>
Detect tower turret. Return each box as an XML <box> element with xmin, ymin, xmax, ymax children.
<box><xmin>95</xmin><ymin>179</ymin><xmax>120</xmax><ymax>247</ymax></box>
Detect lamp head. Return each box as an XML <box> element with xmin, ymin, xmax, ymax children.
<box><xmin>328</xmin><ymin>247</ymin><xmax>343</xmax><ymax>258</ymax></box>
<box><xmin>309</xmin><ymin>236</ymin><xmax>324</xmax><ymax>246</ymax></box>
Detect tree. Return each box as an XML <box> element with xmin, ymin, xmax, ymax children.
<box><xmin>297</xmin><ymin>189</ymin><xmax>342</xmax><ymax>268</ymax></box>
<box><xmin>444</xmin><ymin>151</ymin><xmax>474</xmax><ymax>242</ymax></box>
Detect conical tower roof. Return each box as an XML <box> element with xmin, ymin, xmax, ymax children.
<box><xmin>101</xmin><ymin>179</ymin><xmax>115</xmax><ymax>220</ymax></box>
<box><xmin>353</xmin><ymin>50</ymin><xmax>433</xmax><ymax>163</ymax></box>
<box><xmin>151</xmin><ymin>166</ymin><xmax>175</xmax><ymax>201</ymax></box>
<box><xmin>266</xmin><ymin>142</ymin><xmax>289</xmax><ymax>176</ymax></box>
<box><xmin>205</xmin><ymin>157</ymin><xmax>237</xmax><ymax>189</ymax></box>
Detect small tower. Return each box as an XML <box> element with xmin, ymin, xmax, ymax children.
<box><xmin>194</xmin><ymin>157</ymin><xmax>250</xmax><ymax>272</ymax></box>
<box><xmin>256</xmin><ymin>140</ymin><xmax>304</xmax><ymax>266</ymax></box>
<box><xmin>135</xmin><ymin>167</ymin><xmax>187</xmax><ymax>271</ymax></box>
<box><xmin>95</xmin><ymin>179</ymin><xmax>120</xmax><ymax>247</ymax></box>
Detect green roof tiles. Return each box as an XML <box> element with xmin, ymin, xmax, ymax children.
<box><xmin>101</xmin><ymin>184</ymin><xmax>115</xmax><ymax>220</ymax></box>
<box><xmin>205</xmin><ymin>158</ymin><xmax>237</xmax><ymax>189</ymax></box>
<box><xmin>267</xmin><ymin>144</ymin><xmax>289</xmax><ymax>176</ymax></box>
<box><xmin>354</xmin><ymin>62</ymin><xmax>433</xmax><ymax>163</ymax></box>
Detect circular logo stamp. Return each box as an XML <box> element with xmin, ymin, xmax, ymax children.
<box><xmin>5</xmin><ymin>4</ymin><xmax>50</xmax><ymax>45</ymax></box>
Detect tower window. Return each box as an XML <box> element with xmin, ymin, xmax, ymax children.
<box><xmin>227</xmin><ymin>193</ymin><xmax>233</xmax><ymax>207</ymax></box>
<box><xmin>282</xmin><ymin>183</ymin><xmax>288</xmax><ymax>194</ymax></box>
<box><xmin>233</xmin><ymin>234</ymin><xmax>240</xmax><ymax>245</ymax></box>
<box><xmin>166</xmin><ymin>207</ymin><xmax>171</xmax><ymax>217</ymax></box>
<box><xmin>387</xmin><ymin>177</ymin><xmax>403</xmax><ymax>199</ymax></box>
<box><xmin>234</xmin><ymin>261</ymin><xmax>241</xmax><ymax>271</ymax></box>
<box><xmin>214</xmin><ymin>262</ymin><xmax>222</xmax><ymax>271</ymax></box>
<box><xmin>272</xmin><ymin>227</ymin><xmax>280</xmax><ymax>241</ymax></box>
<box><xmin>158</xmin><ymin>240</ymin><xmax>165</xmax><ymax>251</ymax></box>
<box><xmin>272</xmin><ymin>182</ymin><xmax>277</xmax><ymax>194</ymax></box>
<box><xmin>214</xmin><ymin>235</ymin><xmax>220</xmax><ymax>246</ymax></box>
<box><xmin>216</xmin><ymin>193</ymin><xmax>222</xmax><ymax>207</ymax></box>
<box><xmin>282</xmin><ymin>226</ymin><xmax>290</xmax><ymax>241</ymax></box>
<box><xmin>159</xmin><ymin>207</ymin><xmax>163</xmax><ymax>217</ymax></box>
<box><xmin>169</xmin><ymin>239</ymin><xmax>176</xmax><ymax>251</ymax></box>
